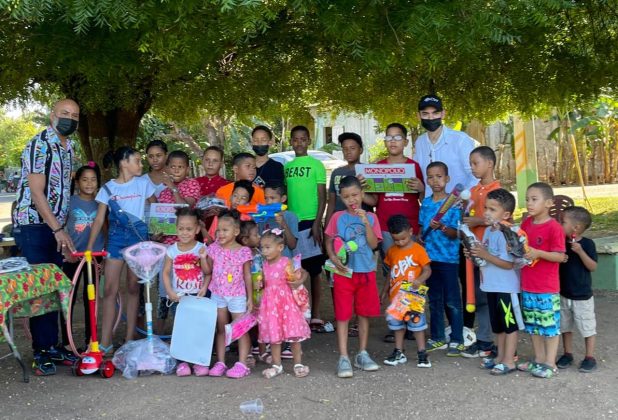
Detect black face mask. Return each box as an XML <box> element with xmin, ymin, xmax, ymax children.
<box><xmin>421</xmin><ymin>118</ymin><xmax>442</xmax><ymax>132</ymax></box>
<box><xmin>252</xmin><ymin>145</ymin><xmax>269</xmax><ymax>156</ymax></box>
<box><xmin>53</xmin><ymin>117</ymin><xmax>78</xmax><ymax>136</ymax></box>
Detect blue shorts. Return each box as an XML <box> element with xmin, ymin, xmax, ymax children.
<box><xmin>210</xmin><ymin>293</ymin><xmax>247</xmax><ymax>313</ymax></box>
<box><xmin>386</xmin><ymin>313</ymin><xmax>427</xmax><ymax>332</ymax></box>
<box><xmin>107</xmin><ymin>221</ymin><xmax>146</xmax><ymax>260</ymax></box>
<box><xmin>522</xmin><ymin>291</ymin><xmax>560</xmax><ymax>337</ymax></box>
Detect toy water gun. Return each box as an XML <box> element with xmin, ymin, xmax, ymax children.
<box><xmin>237</xmin><ymin>203</ymin><xmax>287</xmax><ymax>222</ymax></box>
<box><xmin>421</xmin><ymin>183</ymin><xmax>464</xmax><ymax>241</ymax></box>
<box><xmin>251</xmin><ymin>253</ymin><xmax>264</xmax><ymax>307</ymax></box>
<box><xmin>333</xmin><ymin>237</ymin><xmax>358</xmax><ymax>265</ymax></box>
<box><xmin>386</xmin><ymin>281</ymin><xmax>429</xmax><ymax>323</ymax></box>
<box><xmin>496</xmin><ymin>221</ymin><xmax>538</xmax><ymax>268</ymax></box>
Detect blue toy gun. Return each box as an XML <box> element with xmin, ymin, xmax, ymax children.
<box><xmin>237</xmin><ymin>203</ymin><xmax>287</xmax><ymax>223</ymax></box>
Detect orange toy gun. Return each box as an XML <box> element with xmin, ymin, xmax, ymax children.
<box><xmin>496</xmin><ymin>221</ymin><xmax>538</xmax><ymax>268</ymax></box>
<box><xmin>237</xmin><ymin>203</ymin><xmax>287</xmax><ymax>222</ymax></box>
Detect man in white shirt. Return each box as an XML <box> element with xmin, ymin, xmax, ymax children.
<box><xmin>413</xmin><ymin>95</ymin><xmax>478</xmax><ymax>193</ymax></box>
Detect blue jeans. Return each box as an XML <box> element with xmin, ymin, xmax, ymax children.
<box><xmin>13</xmin><ymin>224</ymin><xmax>62</xmax><ymax>352</ymax></box>
<box><xmin>427</xmin><ymin>261</ymin><xmax>463</xmax><ymax>343</ymax></box>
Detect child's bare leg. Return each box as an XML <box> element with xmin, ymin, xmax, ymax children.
<box><xmin>394</xmin><ymin>329</ymin><xmax>405</xmax><ymax>351</ymax></box>
<box><xmin>231</xmin><ymin>311</ymin><xmax>250</xmax><ymax>364</ymax></box>
<box><xmin>336</xmin><ymin>320</ymin><xmax>350</xmax><ymax>357</ymax></box>
<box><xmin>530</xmin><ymin>334</ymin><xmax>545</xmax><ymax>364</ymax></box>
<box><xmin>584</xmin><ymin>335</ymin><xmax>596</xmax><ymax>358</ymax></box>
<box><xmin>544</xmin><ymin>336</ymin><xmax>560</xmax><ymax>368</ymax></box>
<box><xmin>125</xmin><ymin>270</ymin><xmax>140</xmax><ymax>342</ymax></box>
<box><xmin>270</xmin><ymin>343</ymin><xmax>282</xmax><ymax>366</ymax></box>
<box><xmin>413</xmin><ymin>330</ymin><xmax>426</xmax><ymax>352</ymax></box>
<box><xmin>495</xmin><ymin>332</ymin><xmax>506</xmax><ymax>364</ymax></box>
<box><xmin>562</xmin><ymin>331</ymin><xmax>573</xmax><ymax>354</ymax></box>
<box><xmin>358</xmin><ymin>316</ymin><xmax>369</xmax><ymax>352</ymax></box>
<box><xmin>215</xmin><ymin>309</ymin><xmax>230</xmax><ymax>363</ymax></box>
<box><xmin>291</xmin><ymin>342</ymin><xmax>302</xmax><ymax>365</ymax></box>
<box><xmin>101</xmin><ymin>259</ymin><xmax>122</xmax><ymax>347</ymax></box>
<box><xmin>502</xmin><ymin>332</ymin><xmax>518</xmax><ymax>368</ymax></box>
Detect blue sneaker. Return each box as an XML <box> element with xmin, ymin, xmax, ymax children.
<box><xmin>48</xmin><ymin>346</ymin><xmax>79</xmax><ymax>366</ymax></box>
<box><xmin>32</xmin><ymin>351</ymin><xmax>56</xmax><ymax>376</ymax></box>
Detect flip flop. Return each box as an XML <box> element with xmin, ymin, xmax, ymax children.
<box><xmin>490</xmin><ymin>363</ymin><xmax>516</xmax><ymax>375</ymax></box>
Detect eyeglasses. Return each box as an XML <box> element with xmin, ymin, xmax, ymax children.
<box><xmin>384</xmin><ymin>135</ymin><xmax>405</xmax><ymax>142</ymax></box>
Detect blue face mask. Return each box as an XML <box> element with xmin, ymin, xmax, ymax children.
<box><xmin>53</xmin><ymin>117</ymin><xmax>78</xmax><ymax>136</ymax></box>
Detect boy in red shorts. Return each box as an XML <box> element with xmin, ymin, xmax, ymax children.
<box><xmin>325</xmin><ymin>176</ymin><xmax>382</xmax><ymax>378</ymax></box>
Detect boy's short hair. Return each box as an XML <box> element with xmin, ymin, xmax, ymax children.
<box><xmin>251</xmin><ymin>125</ymin><xmax>273</xmax><ymax>139</ymax></box>
<box><xmin>527</xmin><ymin>182</ymin><xmax>554</xmax><ymax>200</ymax></box>
<box><xmin>338</xmin><ymin>175</ymin><xmax>362</xmax><ymax>193</ymax></box>
<box><xmin>387</xmin><ymin>214</ymin><xmax>411</xmax><ymax>235</ymax></box>
<box><xmin>264</xmin><ymin>181</ymin><xmax>286</xmax><ymax>196</ymax></box>
<box><xmin>232</xmin><ymin>152</ymin><xmax>255</xmax><ymax>167</ymax></box>
<box><xmin>204</xmin><ymin>145</ymin><xmax>224</xmax><ymax>160</ymax></box>
<box><xmin>167</xmin><ymin>150</ymin><xmax>190</xmax><ymax>166</ymax></box>
<box><xmin>487</xmin><ymin>188</ymin><xmax>516</xmax><ymax>213</ymax></box>
<box><xmin>338</xmin><ymin>132</ymin><xmax>363</xmax><ymax>148</ymax></box>
<box><xmin>239</xmin><ymin>219</ymin><xmax>258</xmax><ymax>244</ymax></box>
<box><xmin>233</xmin><ymin>180</ymin><xmax>255</xmax><ymax>201</ymax></box>
<box><xmin>385</xmin><ymin>122</ymin><xmax>407</xmax><ymax>138</ymax></box>
<box><xmin>563</xmin><ymin>206</ymin><xmax>592</xmax><ymax>230</ymax></box>
<box><xmin>427</xmin><ymin>161</ymin><xmax>448</xmax><ymax>176</ymax></box>
<box><xmin>470</xmin><ymin>146</ymin><xmax>496</xmax><ymax>166</ymax></box>
<box><xmin>290</xmin><ymin>125</ymin><xmax>310</xmax><ymax>137</ymax></box>
<box><xmin>175</xmin><ymin>206</ymin><xmax>200</xmax><ymax>222</ymax></box>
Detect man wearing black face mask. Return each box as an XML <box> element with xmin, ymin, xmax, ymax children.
<box><xmin>413</xmin><ymin>95</ymin><xmax>478</xmax><ymax>194</ymax></box>
<box><xmin>12</xmin><ymin>98</ymin><xmax>79</xmax><ymax>376</ymax></box>
<box><xmin>251</xmin><ymin>125</ymin><xmax>284</xmax><ymax>187</ymax></box>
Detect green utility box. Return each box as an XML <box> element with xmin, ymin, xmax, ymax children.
<box><xmin>592</xmin><ymin>236</ymin><xmax>618</xmax><ymax>291</ymax></box>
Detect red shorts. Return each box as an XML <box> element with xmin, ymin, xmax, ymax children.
<box><xmin>333</xmin><ymin>272</ymin><xmax>381</xmax><ymax>321</ymax></box>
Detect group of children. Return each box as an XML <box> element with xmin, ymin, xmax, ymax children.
<box><xmin>60</xmin><ymin>122</ymin><xmax>599</xmax><ymax>381</ymax></box>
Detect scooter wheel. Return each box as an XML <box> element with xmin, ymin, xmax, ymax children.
<box><xmin>72</xmin><ymin>360</ymin><xmax>84</xmax><ymax>377</ymax></box>
<box><xmin>100</xmin><ymin>360</ymin><xmax>115</xmax><ymax>378</ymax></box>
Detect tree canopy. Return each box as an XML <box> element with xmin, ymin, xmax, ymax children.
<box><xmin>1</xmin><ymin>0</ymin><xmax>617</xmax><ymax>165</ymax></box>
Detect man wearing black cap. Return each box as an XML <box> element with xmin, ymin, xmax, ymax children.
<box><xmin>413</xmin><ymin>95</ymin><xmax>478</xmax><ymax>193</ymax></box>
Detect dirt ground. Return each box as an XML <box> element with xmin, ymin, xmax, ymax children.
<box><xmin>1</xmin><ymin>280</ymin><xmax>617</xmax><ymax>420</ymax></box>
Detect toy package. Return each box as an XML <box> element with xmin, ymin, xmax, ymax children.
<box><xmin>386</xmin><ymin>281</ymin><xmax>429</xmax><ymax>323</ymax></box>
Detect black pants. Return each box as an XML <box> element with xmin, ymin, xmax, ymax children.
<box><xmin>13</xmin><ymin>224</ymin><xmax>62</xmax><ymax>352</ymax></box>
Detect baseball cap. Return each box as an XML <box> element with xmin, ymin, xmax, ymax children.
<box><xmin>418</xmin><ymin>94</ymin><xmax>443</xmax><ymax>111</ymax></box>
<box><xmin>338</xmin><ymin>132</ymin><xmax>363</xmax><ymax>148</ymax></box>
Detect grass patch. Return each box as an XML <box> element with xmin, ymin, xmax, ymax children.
<box><xmin>513</xmin><ymin>196</ymin><xmax>618</xmax><ymax>238</ymax></box>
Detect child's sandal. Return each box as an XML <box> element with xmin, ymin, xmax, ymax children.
<box><xmin>262</xmin><ymin>364</ymin><xmax>283</xmax><ymax>379</ymax></box>
<box><xmin>293</xmin><ymin>363</ymin><xmax>310</xmax><ymax>378</ymax></box>
<box><xmin>258</xmin><ymin>352</ymin><xmax>273</xmax><ymax>364</ymax></box>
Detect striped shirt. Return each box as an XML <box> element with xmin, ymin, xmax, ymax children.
<box><xmin>13</xmin><ymin>127</ymin><xmax>74</xmax><ymax>226</ymax></box>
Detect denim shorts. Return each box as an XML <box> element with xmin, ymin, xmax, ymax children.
<box><xmin>386</xmin><ymin>313</ymin><xmax>427</xmax><ymax>332</ymax></box>
<box><xmin>107</xmin><ymin>221</ymin><xmax>146</xmax><ymax>260</ymax></box>
<box><xmin>210</xmin><ymin>293</ymin><xmax>247</xmax><ymax>313</ymax></box>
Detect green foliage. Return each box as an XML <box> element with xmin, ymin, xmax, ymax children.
<box><xmin>367</xmin><ymin>140</ymin><xmax>388</xmax><ymax>163</ymax></box>
<box><xmin>0</xmin><ymin>111</ymin><xmax>41</xmax><ymax>168</ymax></box>
<box><xmin>320</xmin><ymin>142</ymin><xmax>341</xmax><ymax>154</ymax></box>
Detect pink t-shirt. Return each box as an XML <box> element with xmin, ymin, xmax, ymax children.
<box><xmin>158</xmin><ymin>178</ymin><xmax>201</xmax><ymax>245</ymax></box>
<box><xmin>374</xmin><ymin>158</ymin><xmax>424</xmax><ymax>234</ymax></box>
<box><xmin>207</xmin><ymin>241</ymin><xmax>252</xmax><ymax>297</ymax></box>
<box><xmin>520</xmin><ymin>217</ymin><xmax>566</xmax><ymax>293</ymax></box>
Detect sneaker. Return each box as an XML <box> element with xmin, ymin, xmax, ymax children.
<box><xmin>426</xmin><ymin>339</ymin><xmax>447</xmax><ymax>352</ymax></box>
<box><xmin>281</xmin><ymin>342</ymin><xmax>293</xmax><ymax>359</ymax></box>
<box><xmin>337</xmin><ymin>355</ymin><xmax>353</xmax><ymax>378</ymax></box>
<box><xmin>384</xmin><ymin>348</ymin><xmax>407</xmax><ymax>366</ymax></box>
<box><xmin>32</xmin><ymin>351</ymin><xmax>56</xmax><ymax>376</ymax></box>
<box><xmin>556</xmin><ymin>353</ymin><xmax>574</xmax><ymax>369</ymax></box>
<box><xmin>354</xmin><ymin>350</ymin><xmax>379</xmax><ymax>371</ymax></box>
<box><xmin>226</xmin><ymin>361</ymin><xmax>251</xmax><ymax>379</ymax></box>
<box><xmin>461</xmin><ymin>341</ymin><xmax>495</xmax><ymax>358</ymax></box>
<box><xmin>578</xmin><ymin>357</ymin><xmax>597</xmax><ymax>373</ymax></box>
<box><xmin>48</xmin><ymin>346</ymin><xmax>79</xmax><ymax>366</ymax></box>
<box><xmin>208</xmin><ymin>361</ymin><xmax>227</xmax><ymax>377</ymax></box>
<box><xmin>447</xmin><ymin>342</ymin><xmax>464</xmax><ymax>357</ymax></box>
<box><xmin>417</xmin><ymin>351</ymin><xmax>432</xmax><ymax>368</ymax></box>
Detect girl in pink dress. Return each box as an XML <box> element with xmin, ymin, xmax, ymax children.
<box><xmin>204</xmin><ymin>210</ymin><xmax>253</xmax><ymax>379</ymax></box>
<box><xmin>258</xmin><ymin>229</ymin><xmax>311</xmax><ymax>378</ymax></box>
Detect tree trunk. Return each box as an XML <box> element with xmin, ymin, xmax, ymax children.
<box><xmin>590</xmin><ymin>141</ymin><xmax>597</xmax><ymax>185</ymax></box>
<box><xmin>76</xmin><ymin>107</ymin><xmax>147</xmax><ymax>180</ymax></box>
<box><xmin>579</xmin><ymin>134</ymin><xmax>588</xmax><ymax>185</ymax></box>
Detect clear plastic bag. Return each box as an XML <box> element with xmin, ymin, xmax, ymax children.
<box><xmin>112</xmin><ymin>336</ymin><xmax>177</xmax><ymax>379</ymax></box>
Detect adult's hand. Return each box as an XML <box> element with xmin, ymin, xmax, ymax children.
<box><xmin>55</xmin><ymin>230</ymin><xmax>76</xmax><ymax>253</ymax></box>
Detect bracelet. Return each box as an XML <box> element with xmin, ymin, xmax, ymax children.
<box><xmin>52</xmin><ymin>227</ymin><xmax>63</xmax><ymax>234</ymax></box>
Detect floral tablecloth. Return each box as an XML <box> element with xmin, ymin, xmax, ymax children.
<box><xmin>0</xmin><ymin>263</ymin><xmax>71</xmax><ymax>343</ymax></box>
